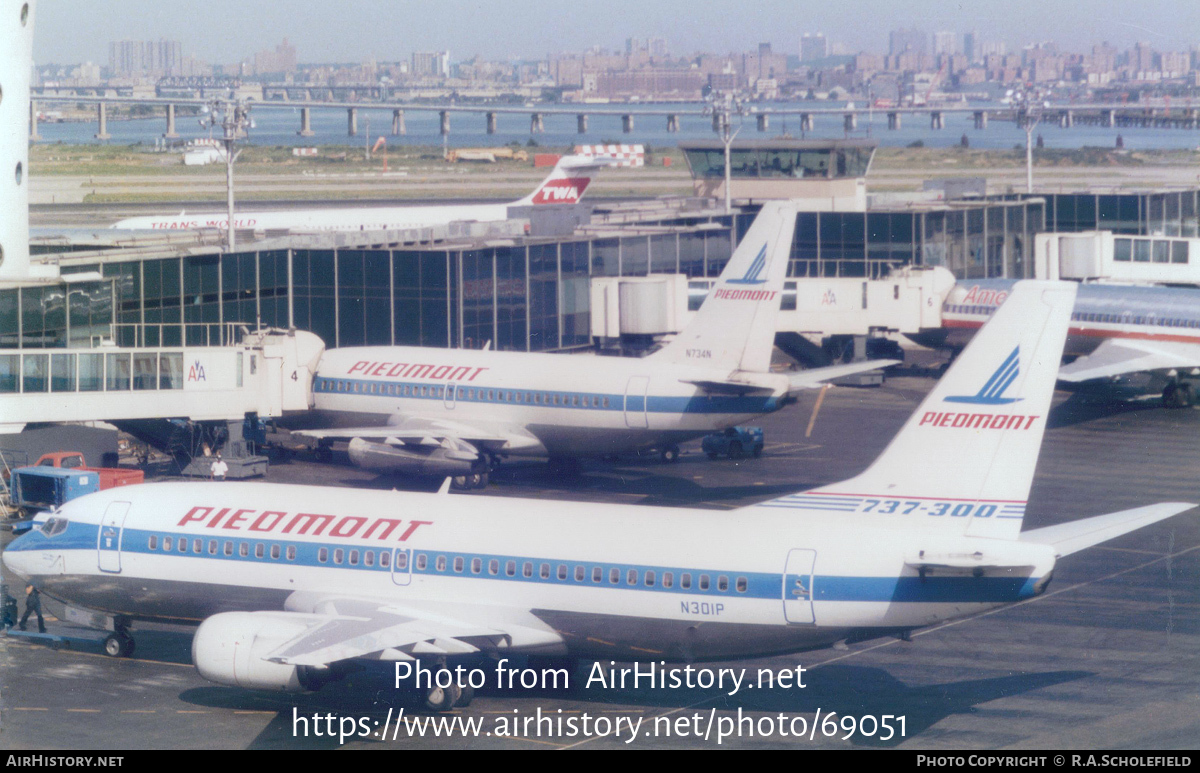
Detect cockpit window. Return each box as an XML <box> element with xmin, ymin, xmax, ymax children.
<box><xmin>40</xmin><ymin>517</ymin><xmax>69</xmax><ymax>537</ymax></box>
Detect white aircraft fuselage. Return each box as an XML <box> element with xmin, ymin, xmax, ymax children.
<box><xmin>2</xmin><ymin>481</ymin><xmax>1052</xmax><ymax>662</ymax></box>
<box><xmin>310</xmin><ymin>346</ymin><xmax>790</xmax><ymax>459</ymax></box>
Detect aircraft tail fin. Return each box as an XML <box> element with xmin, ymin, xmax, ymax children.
<box><xmin>649</xmin><ymin>201</ymin><xmax>796</xmax><ymax>373</ymax></box>
<box><xmin>759</xmin><ymin>281</ymin><xmax>1076</xmax><ymax>540</ymax></box>
<box><xmin>511</xmin><ymin>155</ymin><xmax>613</xmax><ymax>207</ymax></box>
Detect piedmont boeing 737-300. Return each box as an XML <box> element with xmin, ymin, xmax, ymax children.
<box><xmin>291</xmin><ymin>200</ymin><xmax>896</xmax><ymax>487</ymax></box>
<box><xmin>109</xmin><ymin>154</ymin><xmax>609</xmax><ymax>233</ymax></box>
<box><xmin>3</xmin><ymin>280</ymin><xmax>1193</xmax><ymax>711</ymax></box>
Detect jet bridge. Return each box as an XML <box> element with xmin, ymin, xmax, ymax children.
<box><xmin>591</xmin><ymin>266</ymin><xmax>956</xmax><ymax>362</ymax></box>
<box><xmin>0</xmin><ymin>327</ymin><xmax>325</xmax><ymax>476</ymax></box>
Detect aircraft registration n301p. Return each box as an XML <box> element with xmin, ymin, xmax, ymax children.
<box><xmin>295</xmin><ymin>199</ymin><xmax>896</xmax><ymax>487</ymax></box>
<box><xmin>4</xmin><ymin>279</ymin><xmax>1193</xmax><ymax>710</ymax></box>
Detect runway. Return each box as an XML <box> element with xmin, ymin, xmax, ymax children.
<box><xmin>2</xmin><ymin>374</ymin><xmax>1197</xmax><ymax>749</ymax></box>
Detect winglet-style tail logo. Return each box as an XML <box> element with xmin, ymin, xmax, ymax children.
<box><xmin>725</xmin><ymin>244</ymin><xmax>769</xmax><ymax>285</ymax></box>
<box><xmin>945</xmin><ymin>345</ymin><xmax>1023</xmax><ymax>405</ymax></box>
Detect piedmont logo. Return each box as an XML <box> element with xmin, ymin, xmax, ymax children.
<box><xmin>945</xmin><ymin>346</ymin><xmax>1022</xmax><ymax>405</ymax></box>
<box><xmin>726</xmin><ymin>244</ymin><xmax>769</xmax><ymax>285</ymax></box>
<box><xmin>531</xmin><ymin>177</ymin><xmax>590</xmax><ymax>205</ymax></box>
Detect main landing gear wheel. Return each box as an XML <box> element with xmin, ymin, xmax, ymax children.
<box><xmin>450</xmin><ymin>474</ymin><xmax>471</xmax><ymax>490</ymax></box>
<box><xmin>660</xmin><ymin>445</ymin><xmax>680</xmax><ymax>463</ymax></box>
<box><xmin>1163</xmin><ymin>382</ymin><xmax>1193</xmax><ymax>409</ymax></box>
<box><xmin>103</xmin><ymin>633</ymin><xmax>135</xmax><ymax>658</ymax></box>
<box><xmin>423</xmin><ymin>683</ymin><xmax>462</xmax><ymax>712</ymax></box>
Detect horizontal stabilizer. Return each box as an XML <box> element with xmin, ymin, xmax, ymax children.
<box><xmin>1020</xmin><ymin>503</ymin><xmax>1196</xmax><ymax>557</ymax></box>
<box><xmin>1058</xmin><ymin>338</ymin><xmax>1200</xmax><ymax>383</ymax></box>
<box><xmin>787</xmin><ymin>359</ymin><xmax>901</xmax><ymax>392</ymax></box>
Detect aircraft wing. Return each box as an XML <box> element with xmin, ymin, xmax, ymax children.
<box><xmin>787</xmin><ymin>359</ymin><xmax>901</xmax><ymax>392</ymax></box>
<box><xmin>293</xmin><ymin>416</ymin><xmax>542</xmax><ymax>451</ymax></box>
<box><xmin>1058</xmin><ymin>339</ymin><xmax>1200</xmax><ymax>383</ymax></box>
<box><xmin>1019</xmin><ymin>503</ymin><xmax>1196</xmax><ymax>558</ymax></box>
<box><xmin>263</xmin><ymin>597</ymin><xmax>564</xmax><ymax>666</ymax></box>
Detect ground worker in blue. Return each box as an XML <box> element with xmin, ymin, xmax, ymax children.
<box><xmin>18</xmin><ymin>583</ymin><xmax>45</xmax><ymax>633</ymax></box>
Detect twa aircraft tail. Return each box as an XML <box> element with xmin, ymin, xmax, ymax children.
<box><xmin>763</xmin><ymin>281</ymin><xmax>1077</xmax><ymax>540</ymax></box>
<box><xmin>511</xmin><ymin>155</ymin><xmax>615</xmax><ymax>207</ymax></box>
<box><xmin>650</xmin><ymin>201</ymin><xmax>796</xmax><ymax>374</ymax></box>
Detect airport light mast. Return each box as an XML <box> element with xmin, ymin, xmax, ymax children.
<box><xmin>201</xmin><ymin>98</ymin><xmax>252</xmax><ymax>251</ymax></box>
<box><xmin>1012</xmin><ymin>86</ymin><xmax>1048</xmax><ymax>194</ymax></box>
<box><xmin>703</xmin><ymin>90</ymin><xmax>747</xmax><ymax>214</ymax></box>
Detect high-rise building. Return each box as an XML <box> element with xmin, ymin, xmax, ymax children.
<box><xmin>411</xmin><ymin>51</ymin><xmax>450</xmax><ymax>78</ymax></box>
<box><xmin>962</xmin><ymin>30</ymin><xmax>977</xmax><ymax>61</ymax></box>
<box><xmin>108</xmin><ymin>39</ymin><xmax>183</xmax><ymax>77</ymax></box>
<box><xmin>800</xmin><ymin>33</ymin><xmax>829</xmax><ymax>62</ymax></box>
<box><xmin>933</xmin><ymin>31</ymin><xmax>959</xmax><ymax>57</ymax></box>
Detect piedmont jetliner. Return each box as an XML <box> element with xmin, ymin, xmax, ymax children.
<box><xmin>294</xmin><ymin>200</ymin><xmax>895</xmax><ymax>487</ymax></box>
<box><xmin>109</xmin><ymin>154</ymin><xmax>609</xmax><ymax>233</ymax></box>
<box><xmin>4</xmin><ymin>280</ymin><xmax>1193</xmax><ymax>711</ymax></box>
<box><xmin>923</xmin><ymin>279</ymin><xmax>1200</xmax><ymax>408</ymax></box>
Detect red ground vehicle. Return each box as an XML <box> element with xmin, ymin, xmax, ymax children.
<box><xmin>33</xmin><ymin>452</ymin><xmax>144</xmax><ymax>489</ymax></box>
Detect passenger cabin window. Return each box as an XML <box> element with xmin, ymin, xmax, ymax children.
<box><xmin>349</xmin><ymin>550</ymin><xmax>359</xmax><ymax>566</ymax></box>
<box><xmin>454</xmin><ymin>556</ymin><xmax>464</xmax><ymax>573</ymax></box>
<box><xmin>523</xmin><ymin>562</ymin><xmax>533</xmax><ymax>578</ymax></box>
<box><xmin>163</xmin><ymin>536</ymin><xmax>173</xmax><ymax>551</ymax></box>
<box><xmin>681</xmin><ymin>573</ymin><xmax>692</xmax><ymax>590</ymax></box>
<box><xmin>318</xmin><ymin>547</ymin><xmax>328</xmax><ymax>563</ymax></box>
<box><xmin>436</xmin><ymin>556</ymin><xmax>447</xmax><ymax>572</ymax></box>
<box><xmin>287</xmin><ymin>546</ymin><xmax>297</xmax><ymax>561</ymax></box>
<box><xmin>381</xmin><ymin>551</ymin><xmax>391</xmax><ymax>568</ymax></box>
<box><xmin>506</xmin><ymin>560</ymin><xmax>516</xmax><ymax>576</ymax></box>
<box><xmin>255</xmin><ymin>544</ymin><xmax>265</xmax><ymax>559</ymax></box>
<box><xmin>148</xmin><ymin>535</ymin><xmax>158</xmax><ymax>550</ymax></box>
<box><xmin>489</xmin><ymin>559</ymin><xmax>499</xmax><ymax>575</ymax></box>
<box><xmin>471</xmin><ymin>558</ymin><xmax>482</xmax><ymax>574</ymax></box>
<box><xmin>662</xmin><ymin>572</ymin><xmax>673</xmax><ymax>589</ymax></box>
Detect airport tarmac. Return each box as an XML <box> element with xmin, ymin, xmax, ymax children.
<box><xmin>2</xmin><ymin>374</ymin><xmax>1198</xmax><ymax>750</ymax></box>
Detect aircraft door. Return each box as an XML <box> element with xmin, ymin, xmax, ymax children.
<box><xmin>97</xmin><ymin>501</ymin><xmax>132</xmax><ymax>574</ymax></box>
<box><xmin>445</xmin><ymin>382</ymin><xmax>457</xmax><ymax>410</ymax></box>
<box><xmin>782</xmin><ymin>548</ymin><xmax>817</xmax><ymax>624</ymax></box>
<box><xmin>624</xmin><ymin>376</ymin><xmax>649</xmax><ymax>429</ymax></box>
<box><xmin>391</xmin><ymin>548</ymin><xmax>412</xmax><ymax>586</ymax></box>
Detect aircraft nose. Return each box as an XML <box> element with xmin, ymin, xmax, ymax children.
<box><xmin>2</xmin><ymin>536</ymin><xmax>37</xmax><ymax>581</ymax></box>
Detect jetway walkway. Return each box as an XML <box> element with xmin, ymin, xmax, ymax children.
<box><xmin>0</xmin><ymin>326</ymin><xmax>325</xmax><ymax>475</ymax></box>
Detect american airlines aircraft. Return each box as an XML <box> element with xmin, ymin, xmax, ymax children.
<box><xmin>109</xmin><ymin>155</ymin><xmax>608</xmax><ymax>233</ymax></box>
<box><xmin>4</xmin><ymin>280</ymin><xmax>1193</xmax><ymax>711</ymax></box>
<box><xmin>922</xmin><ymin>279</ymin><xmax>1200</xmax><ymax>408</ymax></box>
<box><xmin>293</xmin><ymin>200</ymin><xmax>895</xmax><ymax>487</ymax></box>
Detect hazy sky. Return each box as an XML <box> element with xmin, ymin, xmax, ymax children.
<box><xmin>31</xmin><ymin>1</ymin><xmax>1200</xmax><ymax>65</ymax></box>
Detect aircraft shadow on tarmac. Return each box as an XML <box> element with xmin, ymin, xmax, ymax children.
<box><xmin>177</xmin><ymin>663</ymin><xmax>1092</xmax><ymax>749</ymax></box>
<box><xmin>1047</xmin><ymin>391</ymin><xmax>1166</xmax><ymax>429</ymax></box>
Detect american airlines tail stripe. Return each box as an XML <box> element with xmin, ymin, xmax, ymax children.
<box><xmin>15</xmin><ymin>523</ymin><xmax>1042</xmax><ymax>604</ymax></box>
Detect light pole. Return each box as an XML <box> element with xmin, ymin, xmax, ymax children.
<box><xmin>201</xmin><ymin>98</ymin><xmax>252</xmax><ymax>251</ymax></box>
<box><xmin>1012</xmin><ymin>86</ymin><xmax>1047</xmax><ymax>194</ymax></box>
<box><xmin>703</xmin><ymin>90</ymin><xmax>747</xmax><ymax>214</ymax></box>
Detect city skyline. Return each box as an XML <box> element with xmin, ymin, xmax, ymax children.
<box><xmin>33</xmin><ymin>0</ymin><xmax>1200</xmax><ymax>67</ymax></box>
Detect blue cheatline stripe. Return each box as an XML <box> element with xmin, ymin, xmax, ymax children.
<box><xmin>315</xmin><ymin>377</ymin><xmax>780</xmax><ymax>416</ymax></box>
<box><xmin>12</xmin><ymin>522</ymin><xmax>1042</xmax><ymax>605</ymax></box>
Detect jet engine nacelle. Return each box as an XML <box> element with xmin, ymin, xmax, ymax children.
<box><xmin>192</xmin><ymin>611</ymin><xmax>332</xmax><ymax>692</ymax></box>
<box><xmin>347</xmin><ymin>437</ymin><xmax>479</xmax><ymax>476</ymax></box>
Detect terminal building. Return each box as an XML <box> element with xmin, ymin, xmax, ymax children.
<box><xmin>5</xmin><ymin>143</ymin><xmax>1200</xmax><ymax>361</ymax></box>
